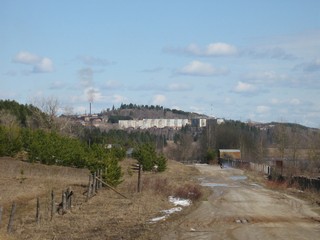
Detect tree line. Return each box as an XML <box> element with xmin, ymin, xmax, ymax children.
<box><xmin>0</xmin><ymin>99</ymin><xmax>168</xmax><ymax>186</ymax></box>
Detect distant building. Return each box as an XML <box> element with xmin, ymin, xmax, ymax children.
<box><xmin>219</xmin><ymin>149</ymin><xmax>241</xmax><ymax>160</ymax></box>
<box><xmin>191</xmin><ymin>118</ymin><xmax>207</xmax><ymax>127</ymax></box>
<box><xmin>118</xmin><ymin>119</ymin><xmax>190</xmax><ymax>129</ymax></box>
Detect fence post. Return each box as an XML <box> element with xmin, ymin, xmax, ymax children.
<box><xmin>86</xmin><ymin>174</ymin><xmax>92</xmax><ymax>201</ymax></box>
<box><xmin>62</xmin><ymin>191</ymin><xmax>67</xmax><ymax>212</ymax></box>
<box><xmin>93</xmin><ymin>172</ymin><xmax>97</xmax><ymax>193</ymax></box>
<box><xmin>138</xmin><ymin>164</ymin><xmax>143</xmax><ymax>193</ymax></box>
<box><xmin>66</xmin><ymin>187</ymin><xmax>70</xmax><ymax>209</ymax></box>
<box><xmin>67</xmin><ymin>187</ymin><xmax>72</xmax><ymax>209</ymax></box>
<box><xmin>98</xmin><ymin>169</ymin><xmax>102</xmax><ymax>189</ymax></box>
<box><xmin>51</xmin><ymin>190</ymin><xmax>55</xmax><ymax>220</ymax></box>
<box><xmin>36</xmin><ymin>197</ymin><xmax>40</xmax><ymax>225</ymax></box>
<box><xmin>0</xmin><ymin>205</ymin><xmax>3</xmax><ymax>228</ymax></box>
<box><xmin>7</xmin><ymin>202</ymin><xmax>16</xmax><ymax>234</ymax></box>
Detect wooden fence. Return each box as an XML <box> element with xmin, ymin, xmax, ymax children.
<box><xmin>290</xmin><ymin>176</ymin><xmax>320</xmax><ymax>192</ymax></box>
<box><xmin>0</xmin><ymin>169</ymin><xmax>109</xmax><ymax>234</ymax></box>
<box><xmin>220</xmin><ymin>159</ymin><xmax>320</xmax><ymax>192</ymax></box>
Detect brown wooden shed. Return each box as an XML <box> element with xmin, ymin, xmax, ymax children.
<box><xmin>219</xmin><ymin>149</ymin><xmax>241</xmax><ymax>160</ymax></box>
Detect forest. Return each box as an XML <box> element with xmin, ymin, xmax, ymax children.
<box><xmin>0</xmin><ymin>99</ymin><xmax>167</xmax><ymax>186</ymax></box>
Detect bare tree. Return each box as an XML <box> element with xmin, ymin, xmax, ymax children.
<box><xmin>0</xmin><ymin>110</ymin><xmax>18</xmax><ymax>128</ymax></box>
<box><xmin>30</xmin><ymin>97</ymin><xmax>60</xmax><ymax>129</ymax></box>
<box><xmin>274</xmin><ymin>123</ymin><xmax>288</xmax><ymax>160</ymax></box>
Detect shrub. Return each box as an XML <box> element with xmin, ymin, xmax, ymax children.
<box><xmin>142</xmin><ymin>177</ymin><xmax>170</xmax><ymax>195</ymax></box>
<box><xmin>173</xmin><ymin>183</ymin><xmax>202</xmax><ymax>201</ymax></box>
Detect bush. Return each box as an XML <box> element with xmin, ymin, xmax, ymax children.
<box><xmin>141</xmin><ymin>177</ymin><xmax>170</xmax><ymax>195</ymax></box>
<box><xmin>0</xmin><ymin>125</ymin><xmax>23</xmax><ymax>156</ymax></box>
<box><xmin>173</xmin><ymin>183</ymin><xmax>202</xmax><ymax>201</ymax></box>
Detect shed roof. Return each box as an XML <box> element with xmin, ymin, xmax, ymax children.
<box><xmin>219</xmin><ymin>149</ymin><xmax>240</xmax><ymax>152</ymax></box>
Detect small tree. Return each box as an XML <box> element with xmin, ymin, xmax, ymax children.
<box><xmin>206</xmin><ymin>149</ymin><xmax>216</xmax><ymax>163</ymax></box>
<box><xmin>154</xmin><ymin>154</ymin><xmax>167</xmax><ymax>172</ymax></box>
<box><xmin>133</xmin><ymin>143</ymin><xmax>167</xmax><ymax>172</ymax></box>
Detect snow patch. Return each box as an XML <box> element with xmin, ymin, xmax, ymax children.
<box><xmin>148</xmin><ymin>196</ymin><xmax>191</xmax><ymax>223</ymax></box>
<box><xmin>169</xmin><ymin>196</ymin><xmax>192</xmax><ymax>207</ymax></box>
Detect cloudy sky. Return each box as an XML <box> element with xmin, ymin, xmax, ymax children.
<box><xmin>1</xmin><ymin>1</ymin><xmax>320</xmax><ymax>127</ymax></box>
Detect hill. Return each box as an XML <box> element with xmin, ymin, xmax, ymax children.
<box><xmin>100</xmin><ymin>103</ymin><xmax>207</xmax><ymax>122</ymax></box>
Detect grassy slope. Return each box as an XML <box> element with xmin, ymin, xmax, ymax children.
<box><xmin>0</xmin><ymin>157</ymin><xmax>204</xmax><ymax>240</ymax></box>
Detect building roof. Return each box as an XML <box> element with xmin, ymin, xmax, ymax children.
<box><xmin>219</xmin><ymin>149</ymin><xmax>241</xmax><ymax>152</ymax></box>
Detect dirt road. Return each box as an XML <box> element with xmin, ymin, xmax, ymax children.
<box><xmin>160</xmin><ymin>164</ymin><xmax>320</xmax><ymax>240</ymax></box>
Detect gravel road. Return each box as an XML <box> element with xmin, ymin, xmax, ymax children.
<box><xmin>161</xmin><ymin>164</ymin><xmax>320</xmax><ymax>240</ymax></box>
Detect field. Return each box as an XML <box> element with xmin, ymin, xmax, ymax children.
<box><xmin>0</xmin><ymin>157</ymin><xmax>204</xmax><ymax>240</ymax></box>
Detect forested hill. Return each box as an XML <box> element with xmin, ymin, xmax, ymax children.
<box><xmin>0</xmin><ymin>99</ymin><xmax>46</xmax><ymax>127</ymax></box>
<box><xmin>100</xmin><ymin>103</ymin><xmax>208</xmax><ymax>120</ymax></box>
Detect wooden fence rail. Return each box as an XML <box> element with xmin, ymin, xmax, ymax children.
<box><xmin>290</xmin><ymin>176</ymin><xmax>320</xmax><ymax>192</ymax></box>
<box><xmin>7</xmin><ymin>202</ymin><xmax>16</xmax><ymax>234</ymax></box>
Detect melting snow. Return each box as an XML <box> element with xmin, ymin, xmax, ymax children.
<box><xmin>148</xmin><ymin>196</ymin><xmax>191</xmax><ymax>223</ymax></box>
<box><xmin>169</xmin><ymin>196</ymin><xmax>192</xmax><ymax>207</ymax></box>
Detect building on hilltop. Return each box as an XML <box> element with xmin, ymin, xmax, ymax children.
<box><xmin>119</xmin><ymin>118</ymin><xmax>190</xmax><ymax>130</ymax></box>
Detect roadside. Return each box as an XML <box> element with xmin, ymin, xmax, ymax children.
<box><xmin>148</xmin><ymin>164</ymin><xmax>320</xmax><ymax>240</ymax></box>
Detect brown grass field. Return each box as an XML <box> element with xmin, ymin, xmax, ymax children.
<box><xmin>0</xmin><ymin>157</ymin><xmax>205</xmax><ymax>240</ymax></box>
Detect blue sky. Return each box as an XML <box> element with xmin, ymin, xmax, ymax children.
<box><xmin>1</xmin><ymin>1</ymin><xmax>320</xmax><ymax>127</ymax></box>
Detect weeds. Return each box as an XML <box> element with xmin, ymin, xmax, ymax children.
<box><xmin>173</xmin><ymin>183</ymin><xmax>202</xmax><ymax>201</ymax></box>
<box><xmin>142</xmin><ymin>177</ymin><xmax>170</xmax><ymax>196</ymax></box>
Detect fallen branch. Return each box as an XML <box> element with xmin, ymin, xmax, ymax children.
<box><xmin>95</xmin><ymin>177</ymin><xmax>128</xmax><ymax>199</ymax></box>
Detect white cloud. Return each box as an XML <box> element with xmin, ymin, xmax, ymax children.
<box><xmin>167</xmin><ymin>83</ymin><xmax>191</xmax><ymax>91</ymax></box>
<box><xmin>256</xmin><ymin>105</ymin><xmax>270</xmax><ymax>114</ymax></box>
<box><xmin>243</xmin><ymin>71</ymin><xmax>288</xmax><ymax>84</ymax></box>
<box><xmin>13</xmin><ymin>51</ymin><xmax>40</xmax><ymax>64</ymax></box>
<box><xmin>103</xmin><ymin>80</ymin><xmax>123</xmax><ymax>90</ymax></box>
<box><xmin>205</xmin><ymin>43</ymin><xmax>237</xmax><ymax>56</ymax></box>
<box><xmin>13</xmin><ymin>51</ymin><xmax>54</xmax><ymax>73</ymax></box>
<box><xmin>185</xmin><ymin>44</ymin><xmax>201</xmax><ymax>55</ymax></box>
<box><xmin>178</xmin><ymin>61</ymin><xmax>228</xmax><ymax>76</ymax></box>
<box><xmin>234</xmin><ymin>81</ymin><xmax>256</xmax><ymax>92</ymax></box>
<box><xmin>33</xmin><ymin>57</ymin><xmax>54</xmax><ymax>73</ymax></box>
<box><xmin>165</xmin><ymin>42</ymin><xmax>237</xmax><ymax>57</ymax></box>
<box><xmin>152</xmin><ymin>94</ymin><xmax>166</xmax><ymax>105</ymax></box>
<box><xmin>270</xmin><ymin>98</ymin><xmax>301</xmax><ymax>106</ymax></box>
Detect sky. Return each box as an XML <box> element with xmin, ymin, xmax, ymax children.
<box><xmin>1</xmin><ymin>1</ymin><xmax>320</xmax><ymax>128</ymax></box>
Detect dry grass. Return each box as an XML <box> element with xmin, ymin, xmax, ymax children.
<box><xmin>0</xmin><ymin>157</ymin><xmax>202</xmax><ymax>239</ymax></box>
